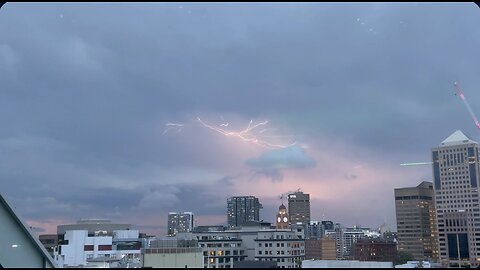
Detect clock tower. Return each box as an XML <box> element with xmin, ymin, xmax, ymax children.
<box><xmin>276</xmin><ymin>204</ymin><xmax>289</xmax><ymax>229</ymax></box>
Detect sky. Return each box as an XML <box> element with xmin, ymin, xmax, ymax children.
<box><xmin>1</xmin><ymin>2</ymin><xmax>480</xmax><ymax>236</ymax></box>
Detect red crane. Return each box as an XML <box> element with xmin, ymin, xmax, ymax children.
<box><xmin>454</xmin><ymin>82</ymin><xmax>480</xmax><ymax>129</ymax></box>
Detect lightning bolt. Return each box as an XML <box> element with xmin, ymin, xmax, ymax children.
<box><xmin>195</xmin><ymin>117</ymin><xmax>296</xmax><ymax>149</ymax></box>
<box><xmin>163</xmin><ymin>122</ymin><xmax>184</xmax><ymax>135</ymax></box>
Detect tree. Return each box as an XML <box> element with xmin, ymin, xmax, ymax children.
<box><xmin>395</xmin><ymin>251</ymin><xmax>415</xmax><ymax>265</ymax></box>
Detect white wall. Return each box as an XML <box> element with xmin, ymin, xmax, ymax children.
<box><xmin>113</xmin><ymin>230</ymin><xmax>139</xmax><ymax>239</ymax></box>
<box><xmin>57</xmin><ymin>230</ymin><xmax>113</xmax><ymax>267</ymax></box>
<box><xmin>0</xmin><ymin>200</ymin><xmax>54</xmax><ymax>268</ymax></box>
<box><xmin>143</xmin><ymin>252</ymin><xmax>203</xmax><ymax>268</ymax></box>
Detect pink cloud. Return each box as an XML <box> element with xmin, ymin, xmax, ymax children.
<box><xmin>227</xmin><ymin>134</ymin><xmax>432</xmax><ymax>230</ymax></box>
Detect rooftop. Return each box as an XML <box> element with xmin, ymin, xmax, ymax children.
<box><xmin>440</xmin><ymin>130</ymin><xmax>477</xmax><ymax>146</ymax></box>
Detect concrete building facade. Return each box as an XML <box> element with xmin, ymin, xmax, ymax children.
<box><xmin>302</xmin><ymin>259</ymin><xmax>393</xmax><ymax>268</ymax></box>
<box><xmin>304</xmin><ymin>238</ymin><xmax>336</xmax><ymax>260</ymax></box>
<box><xmin>176</xmin><ymin>221</ymin><xmax>305</xmax><ymax>268</ymax></box>
<box><xmin>325</xmin><ymin>224</ymin><xmax>379</xmax><ymax>260</ymax></box>
<box><xmin>255</xmin><ymin>229</ymin><xmax>305</xmax><ymax>268</ymax></box>
<box><xmin>57</xmin><ymin>219</ymin><xmax>131</xmax><ymax>237</ymax></box>
<box><xmin>352</xmin><ymin>238</ymin><xmax>398</xmax><ymax>262</ymax></box>
<box><xmin>431</xmin><ymin>130</ymin><xmax>480</xmax><ymax>267</ymax></box>
<box><xmin>288</xmin><ymin>191</ymin><xmax>310</xmax><ymax>225</ymax></box>
<box><xmin>142</xmin><ymin>239</ymin><xmax>203</xmax><ymax>268</ymax></box>
<box><xmin>53</xmin><ymin>229</ymin><xmax>141</xmax><ymax>267</ymax></box>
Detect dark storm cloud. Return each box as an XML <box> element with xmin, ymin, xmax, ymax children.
<box><xmin>1</xmin><ymin>2</ymin><xmax>480</xmax><ymax>233</ymax></box>
<box><xmin>5</xmin><ymin>175</ymin><xmax>236</xmax><ymax>226</ymax></box>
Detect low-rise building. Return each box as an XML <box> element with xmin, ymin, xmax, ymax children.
<box><xmin>177</xmin><ymin>221</ymin><xmax>305</xmax><ymax>268</ymax></box>
<box><xmin>57</xmin><ymin>219</ymin><xmax>131</xmax><ymax>237</ymax></box>
<box><xmin>53</xmin><ymin>229</ymin><xmax>141</xmax><ymax>267</ymax></box>
<box><xmin>325</xmin><ymin>224</ymin><xmax>380</xmax><ymax>260</ymax></box>
<box><xmin>255</xmin><ymin>229</ymin><xmax>305</xmax><ymax>268</ymax></box>
<box><xmin>305</xmin><ymin>237</ymin><xmax>336</xmax><ymax>260</ymax></box>
<box><xmin>302</xmin><ymin>259</ymin><xmax>393</xmax><ymax>268</ymax></box>
<box><xmin>233</xmin><ymin>260</ymin><xmax>277</xmax><ymax>268</ymax></box>
<box><xmin>142</xmin><ymin>239</ymin><xmax>203</xmax><ymax>268</ymax></box>
<box><xmin>39</xmin><ymin>234</ymin><xmax>58</xmax><ymax>257</ymax></box>
<box><xmin>395</xmin><ymin>260</ymin><xmax>432</xmax><ymax>268</ymax></box>
<box><xmin>352</xmin><ymin>238</ymin><xmax>398</xmax><ymax>262</ymax></box>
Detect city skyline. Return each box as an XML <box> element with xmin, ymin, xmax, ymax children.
<box><xmin>1</xmin><ymin>3</ymin><xmax>480</xmax><ymax>237</ymax></box>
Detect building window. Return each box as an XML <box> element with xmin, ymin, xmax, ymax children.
<box><xmin>98</xmin><ymin>245</ymin><xmax>112</xmax><ymax>251</ymax></box>
<box><xmin>84</xmin><ymin>245</ymin><xmax>94</xmax><ymax>251</ymax></box>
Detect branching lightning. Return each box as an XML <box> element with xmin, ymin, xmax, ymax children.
<box><xmin>195</xmin><ymin>117</ymin><xmax>296</xmax><ymax>149</ymax></box>
<box><xmin>163</xmin><ymin>117</ymin><xmax>296</xmax><ymax>149</ymax></box>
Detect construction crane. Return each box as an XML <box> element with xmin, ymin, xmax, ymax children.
<box><xmin>401</xmin><ymin>82</ymin><xmax>479</xmax><ymax>167</ymax></box>
<box><xmin>454</xmin><ymin>82</ymin><xmax>480</xmax><ymax>130</ymax></box>
<box><xmin>279</xmin><ymin>188</ymin><xmax>302</xmax><ymax>204</ymax></box>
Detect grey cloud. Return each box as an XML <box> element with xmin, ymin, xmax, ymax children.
<box><xmin>344</xmin><ymin>174</ymin><xmax>358</xmax><ymax>181</ymax></box>
<box><xmin>245</xmin><ymin>145</ymin><xmax>315</xmax><ymax>182</ymax></box>
<box><xmin>249</xmin><ymin>168</ymin><xmax>284</xmax><ymax>183</ymax></box>
<box><xmin>1</xmin><ymin>2</ymin><xmax>479</xmax><ymax>233</ymax></box>
<box><xmin>246</xmin><ymin>145</ymin><xmax>316</xmax><ymax>169</ymax></box>
<box><xmin>5</xmin><ymin>175</ymin><xmax>236</xmax><ymax>235</ymax></box>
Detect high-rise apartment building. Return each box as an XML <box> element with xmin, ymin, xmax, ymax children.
<box><xmin>168</xmin><ymin>212</ymin><xmax>194</xmax><ymax>236</ymax></box>
<box><xmin>432</xmin><ymin>130</ymin><xmax>480</xmax><ymax>267</ymax></box>
<box><xmin>288</xmin><ymin>191</ymin><xmax>310</xmax><ymax>224</ymax></box>
<box><xmin>227</xmin><ymin>196</ymin><xmax>262</xmax><ymax>228</ymax></box>
<box><xmin>395</xmin><ymin>181</ymin><xmax>438</xmax><ymax>261</ymax></box>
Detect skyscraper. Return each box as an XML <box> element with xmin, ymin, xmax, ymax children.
<box><xmin>167</xmin><ymin>212</ymin><xmax>194</xmax><ymax>236</ymax></box>
<box><xmin>288</xmin><ymin>191</ymin><xmax>310</xmax><ymax>224</ymax></box>
<box><xmin>432</xmin><ymin>130</ymin><xmax>480</xmax><ymax>267</ymax></box>
<box><xmin>394</xmin><ymin>181</ymin><xmax>438</xmax><ymax>261</ymax></box>
<box><xmin>227</xmin><ymin>196</ymin><xmax>262</xmax><ymax>228</ymax></box>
